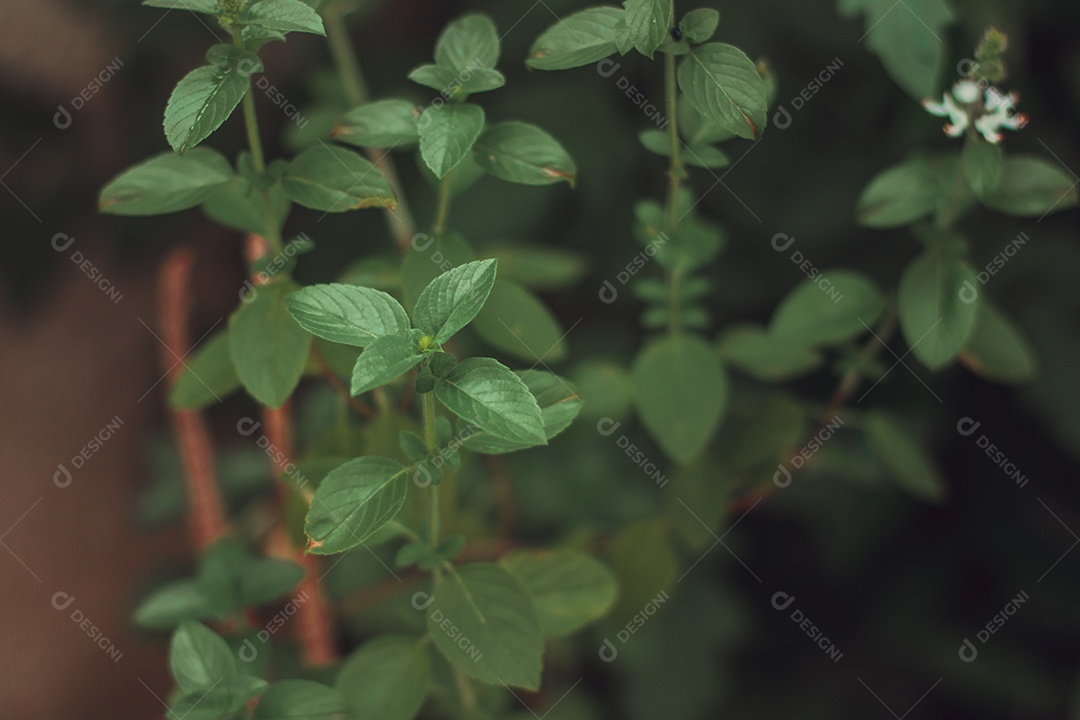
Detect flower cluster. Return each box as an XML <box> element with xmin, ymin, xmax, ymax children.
<box><xmin>923</xmin><ymin>80</ymin><xmax>1028</xmax><ymax>144</ymax></box>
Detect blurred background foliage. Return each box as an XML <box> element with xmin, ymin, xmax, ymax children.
<box><xmin>3</xmin><ymin>0</ymin><xmax>1080</xmax><ymax>718</ymax></box>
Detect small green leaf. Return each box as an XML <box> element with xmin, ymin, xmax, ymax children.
<box><xmin>418</xmin><ymin>103</ymin><xmax>485</xmax><ymax>179</ymax></box>
<box><xmin>484</xmin><ymin>246</ymin><xmax>587</xmax><ymax>290</ymax></box>
<box><xmin>639</xmin><ymin>129</ymin><xmax>729</xmax><ymax>168</ymax></box>
<box><xmin>229</xmin><ymin>281</ymin><xmax>312</xmax><ymax>408</ymax></box>
<box><xmin>238</xmin><ymin>557</ymin><xmax>305</xmax><ymax>608</ymax></box>
<box><xmin>769</xmin><ymin>270</ymin><xmax>884</xmax><ymax>347</ymax></box>
<box><xmin>169</xmin><ymin>329</ymin><xmax>241</xmax><ymax>409</ymax></box>
<box><xmin>618</xmin><ymin>0</ymin><xmax>672</xmax><ymax>58</ymax></box>
<box><xmin>472</xmin><ymin>280</ymin><xmax>566</xmax><ymax>363</ymax></box>
<box><xmin>286</xmin><ymin>284</ymin><xmax>410</xmax><ymax>347</ymax></box>
<box><xmin>144</xmin><ymin>0</ymin><xmax>217</xmax><ymax>12</ymax></box>
<box><xmin>982</xmin><ymin>155</ymin><xmax>1079</xmax><ymax>217</ymax></box>
<box><xmin>305</xmin><ymin>456</ymin><xmax>410</xmax><ymax>554</ymax></box>
<box><xmin>679</xmin><ymin>8</ymin><xmax>720</xmax><ymax>43</ymax></box>
<box><xmin>282</xmin><ymin>145</ymin><xmax>396</xmax><ymax>212</ymax></box>
<box><xmin>961</xmin><ymin>135</ymin><xmax>1003</xmax><ymax>198</ymax></box>
<box><xmin>435</xmin><ymin>358</ymin><xmax>547</xmax><ymax>446</ymax></box>
<box><xmin>334</xmin><ymin>99</ymin><xmax>420</xmax><ymax>148</ymax></box>
<box><xmin>527</xmin><ymin>7</ymin><xmax>623</xmax><ymax>70</ymax></box>
<box><xmin>407</xmin><ymin>64</ymin><xmax>460</xmax><ymax>93</ymax></box>
<box><xmin>164</xmin><ymin>60</ymin><xmax>252</xmax><ymax>154</ymax></box>
<box><xmin>427</xmin><ymin>563</ymin><xmax>543</xmax><ymax>690</ymax></box>
<box><xmin>678</xmin><ymin>43</ymin><xmax>767</xmax><ymax>140</ymax></box>
<box><xmin>434</xmin><ymin>13</ymin><xmax>501</xmax><ymax>73</ymax></box>
<box><xmin>134</xmin><ymin>580</ymin><xmax>214</xmax><ymax>629</ymax></box>
<box><xmin>634</xmin><ymin>334</ymin><xmax>727</xmax><ymax>463</ymax></box>
<box><xmin>959</xmin><ymin>301</ymin><xmax>1036</xmax><ymax>384</ymax></box>
<box><xmin>473</xmin><ymin>121</ymin><xmax>577</xmax><ymax>186</ymax></box>
<box><xmin>897</xmin><ymin>251</ymin><xmax>979</xmax><ymax>370</ymax></box>
<box><xmin>335</xmin><ymin>636</ymin><xmax>430</xmax><ymax>720</ymax></box>
<box><xmin>572</xmin><ymin>360</ymin><xmax>634</xmax><ymax>420</ymax></box>
<box><xmin>863</xmin><ymin>412</ymin><xmax>946</xmax><ymax>502</ymax></box>
<box><xmin>99</xmin><ymin>148</ymin><xmax>233</xmax><ymax>215</ymax></box>
<box><xmin>856</xmin><ymin>158</ymin><xmax>942</xmax><ymax>227</ymax></box>
<box><xmin>169</xmin><ymin>621</ymin><xmax>242</xmax><ymax>694</ymax></box>
<box><xmin>501</xmin><ymin>549</ymin><xmax>617</xmax><ymax>638</ymax></box>
<box><xmin>717</xmin><ymin>324</ymin><xmax>823</xmax><ymax>381</ymax></box>
<box><xmin>350</xmin><ymin>334</ymin><xmax>424</xmax><ymax>396</ymax></box>
<box><xmin>461</xmin><ymin>370</ymin><xmax>582</xmax><ymax>454</ymax></box>
<box><xmin>244</xmin><ymin>0</ymin><xmax>326</xmax><ymax>37</ymax></box>
<box><xmin>413</xmin><ymin>258</ymin><xmax>498</xmax><ymax>344</ymax></box>
<box><xmin>253</xmin><ymin>680</ymin><xmax>348</xmax><ymax>720</ymax></box>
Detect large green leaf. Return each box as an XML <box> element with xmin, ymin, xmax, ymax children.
<box><xmin>472</xmin><ymin>280</ymin><xmax>566</xmax><ymax>362</ymax></box>
<box><xmin>678</xmin><ymin>43</ymin><xmax>767</xmax><ymax>140</ymax></box>
<box><xmin>229</xmin><ymin>281</ymin><xmax>312</xmax><ymax>408</ymax></box>
<box><xmin>474</xmin><ymin>121</ymin><xmax>577</xmax><ymax>186</ymax></box>
<box><xmin>169</xmin><ymin>329</ymin><xmax>241</xmax><ymax>409</ymax></box>
<box><xmin>527</xmin><ymin>7</ymin><xmax>623</xmax><ymax>70</ymax></box>
<box><xmin>252</xmin><ymin>680</ymin><xmax>348</xmax><ymax>720</ymax></box>
<box><xmin>244</xmin><ymin>0</ymin><xmax>326</xmax><ymax>37</ymax></box>
<box><xmin>434</xmin><ymin>13</ymin><xmax>501</xmax><ymax>72</ymax></box>
<box><xmin>334</xmin><ymin>99</ymin><xmax>420</xmax><ymax>148</ymax></box>
<box><xmin>335</xmin><ymin>636</ymin><xmax>430</xmax><ymax>720</ymax></box>
<box><xmin>633</xmin><ymin>334</ymin><xmax>727</xmax><ymax>463</ymax></box>
<box><xmin>99</xmin><ymin>148</ymin><xmax>233</xmax><ymax>215</ymax></box>
<box><xmin>413</xmin><ymin>259</ymin><xmax>497</xmax><ymax>344</ymax></box>
<box><xmin>350</xmin><ymin>334</ymin><xmax>424</xmax><ymax>396</ymax></box>
<box><xmin>282</xmin><ymin>145</ymin><xmax>396</xmax><ymax>212</ymax></box>
<box><xmin>305</xmin><ymin>456</ymin><xmax>410</xmax><ymax>554</ymax></box>
<box><xmin>427</xmin><ymin>563</ymin><xmax>543</xmax><ymax>690</ymax></box>
<box><xmin>461</xmin><ymin>370</ymin><xmax>582</xmax><ymax>454</ymax></box>
<box><xmin>982</xmin><ymin>155</ymin><xmax>1079</xmax><ymax>217</ymax></box>
<box><xmin>863</xmin><ymin>412</ymin><xmax>945</xmax><ymax>502</ymax></box>
<box><xmin>618</xmin><ymin>0</ymin><xmax>672</xmax><ymax>58</ymax></box>
<box><xmin>959</xmin><ymin>301</ymin><xmax>1036</xmax><ymax>384</ymax></box>
<box><xmin>769</xmin><ymin>270</ymin><xmax>884</xmax><ymax>347</ymax></box>
<box><xmin>856</xmin><ymin>158</ymin><xmax>942</xmax><ymax>227</ymax></box>
<box><xmin>435</xmin><ymin>358</ymin><xmax>547</xmax><ymax>446</ymax></box>
<box><xmin>501</xmin><ymin>549</ymin><xmax>617</xmax><ymax>638</ymax></box>
<box><xmin>418</xmin><ymin>103</ymin><xmax>485</xmax><ymax>179</ymax></box>
<box><xmin>286</xmin><ymin>284</ymin><xmax>410</xmax><ymax>347</ymax></box>
<box><xmin>897</xmin><ymin>251</ymin><xmax>979</xmax><ymax>370</ymax></box>
<box><xmin>164</xmin><ymin>61</ymin><xmax>251</xmax><ymax>154</ymax></box>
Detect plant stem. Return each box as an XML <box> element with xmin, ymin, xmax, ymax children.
<box><xmin>234</xmin><ymin>29</ymin><xmax>266</xmax><ymax>174</ymax></box>
<box><xmin>433</xmin><ymin>172</ymin><xmax>453</xmax><ymax>235</ymax></box>
<box><xmin>668</xmin><ymin>265</ymin><xmax>684</xmax><ymax>335</ymax></box>
<box><xmin>422</xmin><ymin>392</ymin><xmax>441</xmax><ymax>548</ymax></box>
<box><xmin>664</xmin><ymin>51</ymin><xmax>684</xmax><ymax>231</ymax></box>
<box><xmin>323</xmin><ymin>0</ymin><xmax>417</xmax><ymax>252</ymax></box>
<box><xmin>452</xmin><ymin>666</ymin><xmax>479</xmax><ymax>716</ymax></box>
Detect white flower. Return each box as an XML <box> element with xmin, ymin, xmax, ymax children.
<box><xmin>922</xmin><ymin>80</ymin><xmax>1028</xmax><ymax>144</ymax></box>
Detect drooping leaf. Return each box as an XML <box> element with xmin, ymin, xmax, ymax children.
<box><xmin>286</xmin><ymin>284</ymin><xmax>410</xmax><ymax>347</ymax></box>
<box><xmin>143</xmin><ymin>0</ymin><xmax>217</xmax><ymax>12</ymax></box>
<box><xmin>981</xmin><ymin>155</ymin><xmax>1079</xmax><ymax>217</ymax></box>
<box><xmin>169</xmin><ymin>329</ymin><xmax>241</xmax><ymax>409</ymax></box>
<box><xmin>335</xmin><ymin>636</ymin><xmax>430</xmax><ymax>720</ymax></box>
<box><xmin>305</xmin><ymin>456</ymin><xmax>410</xmax><ymax>554</ymax></box>
<box><xmin>474</xmin><ymin>121</ymin><xmax>577</xmax><ymax>186</ymax></box>
<box><xmin>435</xmin><ymin>358</ymin><xmax>547</xmax><ymax>446</ymax></box>
<box><xmin>527</xmin><ymin>7</ymin><xmax>624</xmax><ymax>70</ymax></box>
<box><xmin>461</xmin><ymin>370</ymin><xmax>582</xmax><ymax>454</ymax></box>
<box><xmin>282</xmin><ymin>145</ymin><xmax>396</xmax><ymax>212</ymax></box>
<box><xmin>897</xmin><ymin>251</ymin><xmax>979</xmax><ymax>370</ymax></box>
<box><xmin>334</xmin><ymin>99</ymin><xmax>420</xmax><ymax>148</ymax></box>
<box><xmin>99</xmin><ymin>148</ymin><xmax>233</xmax><ymax>215</ymax></box>
<box><xmin>959</xmin><ymin>301</ymin><xmax>1036</xmax><ymax>384</ymax></box>
<box><xmin>863</xmin><ymin>412</ymin><xmax>946</xmax><ymax>502</ymax></box>
<box><xmin>229</xmin><ymin>281</ymin><xmax>312</xmax><ymax>408</ymax></box>
<box><xmin>501</xmin><ymin>548</ymin><xmax>618</xmax><ymax>637</ymax></box>
<box><xmin>252</xmin><ymin>680</ymin><xmax>348</xmax><ymax>720</ymax></box>
<box><xmin>769</xmin><ymin>270</ymin><xmax>884</xmax><ymax>347</ymax></box>
<box><xmin>427</xmin><ymin>563</ymin><xmax>544</xmax><ymax>690</ymax></box>
<box><xmin>678</xmin><ymin>43</ymin><xmax>767</xmax><ymax>140</ymax></box>
<box><xmin>413</xmin><ymin>259</ymin><xmax>498</xmax><ymax>344</ymax></box>
<box><xmin>472</xmin><ymin>280</ymin><xmax>566</xmax><ymax>363</ymax></box>
<box><xmin>164</xmin><ymin>60</ymin><xmax>253</xmax><ymax>154</ymax></box>
<box><xmin>418</xmin><ymin>103</ymin><xmax>485</xmax><ymax>179</ymax></box>
<box><xmin>350</xmin><ymin>334</ymin><xmax>424</xmax><ymax>396</ymax></box>
<box><xmin>856</xmin><ymin>158</ymin><xmax>942</xmax><ymax>227</ymax></box>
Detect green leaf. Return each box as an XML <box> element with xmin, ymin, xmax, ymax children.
<box><xmin>427</xmin><ymin>563</ymin><xmax>543</xmax><ymax>690</ymax></box>
<box><xmin>981</xmin><ymin>155</ymin><xmax>1079</xmax><ymax>217</ymax></box>
<box><xmin>678</xmin><ymin>43</ymin><xmax>767</xmax><ymax>140</ymax></box>
<box><xmin>959</xmin><ymin>301</ymin><xmax>1036</xmax><ymax>384</ymax></box>
<box><xmin>501</xmin><ymin>549</ymin><xmax>617</xmax><ymax>638</ymax></box>
<box><xmin>169</xmin><ymin>621</ymin><xmax>243</xmax><ymax>694</ymax></box>
<box><xmin>401</xmin><ymin>231</ymin><xmax>475</xmax><ymax>312</ymax></box>
<box><xmin>484</xmin><ymin>246</ymin><xmax>587</xmax><ymax>290</ymax></box>
<box><xmin>435</xmin><ymin>358</ymin><xmax>547</xmax><ymax>446</ymax></box>
<box><xmin>196</xmin><ymin>538</ymin><xmax>301</xmax><ymax>614</ymax></box>
<box><xmin>573</xmin><ymin>360</ymin><xmax>634</xmax><ymax>420</ymax></box>
<box><xmin>134</xmin><ymin>580</ymin><xmax>215</xmax><ymax>629</ymax></box>
<box><xmin>961</xmin><ymin>136</ymin><xmax>1003</xmax><ymax>198</ymax></box>
<box><xmin>527</xmin><ymin>7</ymin><xmax>623</xmax><ymax>70</ymax></box>
<box><xmin>679</xmin><ymin>8</ymin><xmax>720</xmax><ymax>43</ymax></box>
<box><xmin>618</xmin><ymin>0</ymin><xmax>672</xmax><ymax>58</ymax></box>
<box><xmin>238</xmin><ymin>557</ymin><xmax>305</xmax><ymax>608</ymax></box>
<box><xmin>164</xmin><ymin>61</ymin><xmax>251</xmax><ymax>154</ymax></box>
<box><xmin>717</xmin><ymin>324</ymin><xmax>823</xmax><ymax>381</ymax></box>
<box><xmin>413</xmin><ymin>258</ymin><xmax>498</xmax><ymax>344</ymax></box>
<box><xmin>144</xmin><ymin>0</ymin><xmax>217</xmax><ymax>12</ymax></box>
<box><xmin>350</xmin><ymin>334</ymin><xmax>424</xmax><ymax>396</ymax></box>
<box><xmin>202</xmin><ymin>172</ymin><xmax>291</xmax><ymax>236</ymax></box>
<box><xmin>461</xmin><ymin>370</ymin><xmax>582</xmax><ymax>454</ymax></box>
<box><xmin>407</xmin><ymin>64</ymin><xmax>460</xmax><ymax>93</ymax></box>
<box><xmin>305</xmin><ymin>456</ymin><xmax>410</xmax><ymax>554</ymax></box>
<box><xmin>435</xmin><ymin>13</ymin><xmax>501</xmax><ymax>73</ymax></box>
<box><xmin>634</xmin><ymin>334</ymin><xmax>727</xmax><ymax>463</ymax></box>
<box><xmin>769</xmin><ymin>270</ymin><xmax>884</xmax><ymax>347</ymax></box>
<box><xmin>334</xmin><ymin>99</ymin><xmax>420</xmax><ymax>148</ymax></box>
<box><xmin>897</xmin><ymin>251</ymin><xmax>979</xmax><ymax>370</ymax></box>
<box><xmin>472</xmin><ymin>280</ymin><xmax>566</xmax><ymax>363</ymax></box>
<box><xmin>168</xmin><ymin>329</ymin><xmax>241</xmax><ymax>409</ymax></box>
<box><xmin>856</xmin><ymin>158</ymin><xmax>941</xmax><ymax>227</ymax></box>
<box><xmin>863</xmin><ymin>412</ymin><xmax>945</xmax><ymax>502</ymax></box>
<box><xmin>244</xmin><ymin>0</ymin><xmax>326</xmax><ymax>37</ymax></box>
<box><xmin>843</xmin><ymin>0</ymin><xmax>953</xmax><ymax>100</ymax></box>
<box><xmin>286</xmin><ymin>284</ymin><xmax>410</xmax><ymax>347</ymax></box>
<box><xmin>282</xmin><ymin>145</ymin><xmax>396</xmax><ymax>212</ymax></box>
<box><xmin>640</xmin><ymin>130</ymin><xmax>730</xmax><ymax>168</ymax></box>
<box><xmin>418</xmin><ymin>103</ymin><xmax>485</xmax><ymax>179</ymax></box>
<box><xmin>99</xmin><ymin>148</ymin><xmax>233</xmax><ymax>215</ymax></box>
<box><xmin>473</xmin><ymin>121</ymin><xmax>577</xmax><ymax>186</ymax></box>
<box><xmin>253</xmin><ymin>680</ymin><xmax>348</xmax><ymax>720</ymax></box>
<box><xmin>229</xmin><ymin>281</ymin><xmax>312</xmax><ymax>408</ymax></box>
<box><xmin>335</xmin><ymin>636</ymin><xmax>430</xmax><ymax>720</ymax></box>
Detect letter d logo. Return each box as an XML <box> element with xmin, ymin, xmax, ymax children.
<box><xmin>598</xmin><ymin>638</ymin><xmax>618</xmax><ymax>662</ymax></box>
<box><xmin>956</xmin><ymin>417</ymin><xmax>981</xmax><ymax>437</ymax></box>
<box><xmin>772</xmin><ymin>104</ymin><xmax>792</xmax><ymax>130</ymax></box>
<box><xmin>771</xmin><ymin>591</ymin><xmax>795</xmax><ymax>611</ymax></box>
<box><xmin>958</xmin><ymin>638</ymin><xmax>978</xmax><ymax>662</ymax></box>
<box><xmin>54</xmin><ymin>464</ymin><xmax>72</xmax><ymax>488</ymax></box>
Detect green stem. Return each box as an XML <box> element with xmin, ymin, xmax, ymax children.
<box><xmin>422</xmin><ymin>392</ymin><xmax>441</xmax><ymax>548</ymax></box>
<box><xmin>664</xmin><ymin>51</ymin><xmax>684</xmax><ymax>231</ymax></box>
<box><xmin>433</xmin><ymin>173</ymin><xmax>453</xmax><ymax>235</ymax></box>
<box><xmin>668</xmin><ymin>265</ymin><xmax>683</xmax><ymax>335</ymax></box>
